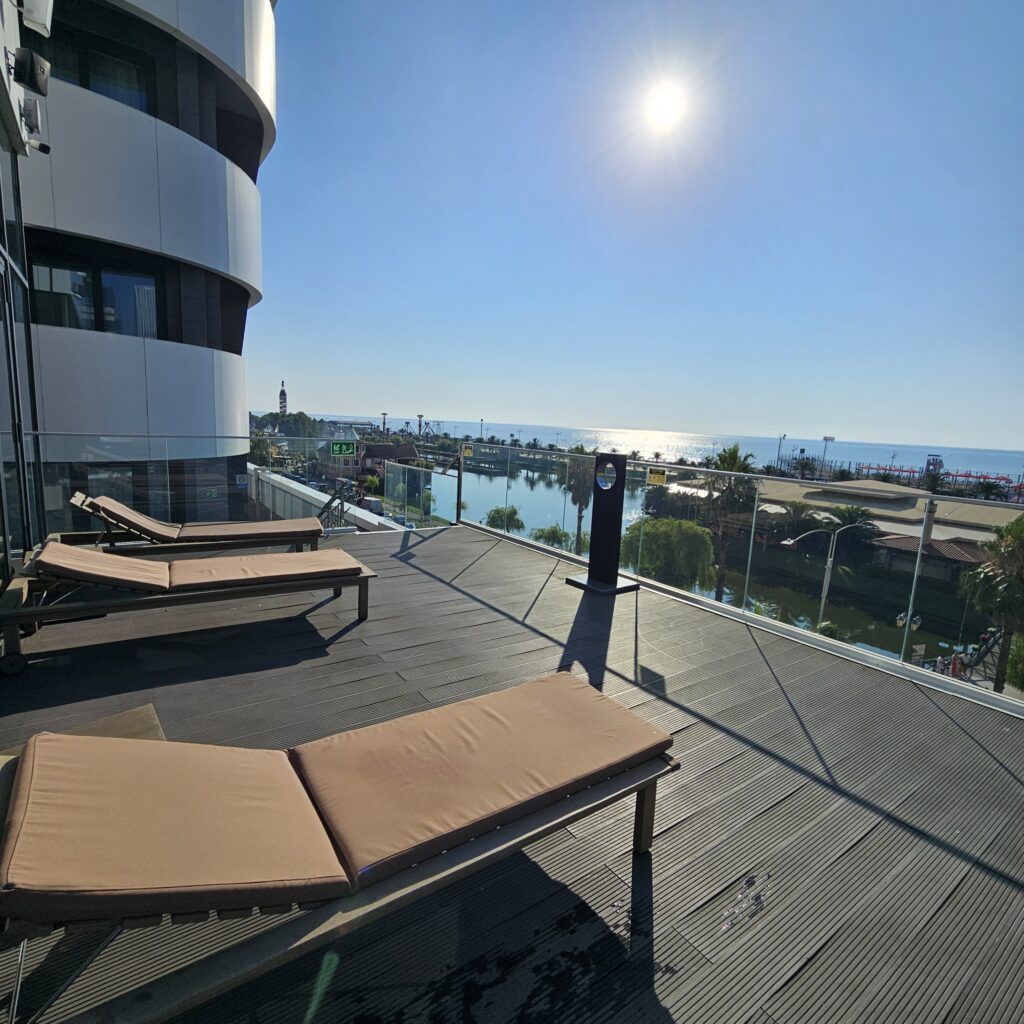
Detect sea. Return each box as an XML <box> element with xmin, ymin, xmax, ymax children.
<box><xmin>317</xmin><ymin>413</ymin><xmax>1024</xmax><ymax>483</ymax></box>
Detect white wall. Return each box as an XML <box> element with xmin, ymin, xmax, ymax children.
<box><xmin>31</xmin><ymin>326</ymin><xmax>248</xmax><ymax>462</ymax></box>
<box><xmin>109</xmin><ymin>0</ymin><xmax>277</xmax><ymax>159</ymax></box>
<box><xmin>21</xmin><ymin>82</ymin><xmax>263</xmax><ymax>302</ymax></box>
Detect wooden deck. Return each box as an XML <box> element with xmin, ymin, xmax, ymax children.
<box><xmin>2</xmin><ymin>525</ymin><xmax>1024</xmax><ymax>1023</ymax></box>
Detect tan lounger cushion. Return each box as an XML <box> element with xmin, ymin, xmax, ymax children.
<box><xmin>0</xmin><ymin>733</ymin><xmax>349</xmax><ymax>923</ymax></box>
<box><xmin>177</xmin><ymin>517</ymin><xmax>324</xmax><ymax>542</ymax></box>
<box><xmin>35</xmin><ymin>541</ymin><xmax>171</xmax><ymax>592</ymax></box>
<box><xmin>87</xmin><ymin>496</ymin><xmax>181</xmax><ymax>542</ymax></box>
<box><xmin>168</xmin><ymin>549</ymin><xmax>363</xmax><ymax>591</ymax></box>
<box><xmin>292</xmin><ymin>672</ymin><xmax>672</xmax><ymax>887</ymax></box>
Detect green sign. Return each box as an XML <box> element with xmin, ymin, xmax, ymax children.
<box><xmin>331</xmin><ymin>441</ymin><xmax>356</xmax><ymax>457</ymax></box>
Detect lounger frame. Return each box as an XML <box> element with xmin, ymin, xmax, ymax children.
<box><xmin>3</xmin><ymin>745</ymin><xmax>676</xmax><ymax>1023</ymax></box>
<box><xmin>0</xmin><ymin>546</ymin><xmax>376</xmax><ymax>674</ymax></box>
<box><xmin>69</xmin><ymin>492</ymin><xmax>323</xmax><ymax>552</ymax></box>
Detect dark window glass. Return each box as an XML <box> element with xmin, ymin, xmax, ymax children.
<box><xmin>101</xmin><ymin>269</ymin><xmax>157</xmax><ymax>336</ymax></box>
<box><xmin>31</xmin><ymin>263</ymin><xmax>96</xmax><ymax>330</ymax></box>
<box><xmin>48</xmin><ymin>37</ymin><xmax>81</xmax><ymax>86</ymax></box>
<box><xmin>0</xmin><ymin>148</ymin><xmax>25</xmax><ymax>272</ymax></box>
<box><xmin>88</xmin><ymin>50</ymin><xmax>148</xmax><ymax>111</ymax></box>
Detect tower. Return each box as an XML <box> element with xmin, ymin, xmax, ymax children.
<box><xmin>279</xmin><ymin>381</ymin><xmax>287</xmax><ymax>416</ymax></box>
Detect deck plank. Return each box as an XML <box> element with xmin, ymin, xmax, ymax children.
<box><xmin>0</xmin><ymin>525</ymin><xmax>1022</xmax><ymax>1023</ymax></box>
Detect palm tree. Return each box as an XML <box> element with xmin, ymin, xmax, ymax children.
<box><xmin>563</xmin><ymin>446</ymin><xmax>593</xmax><ymax>555</ymax></box>
<box><xmin>962</xmin><ymin>516</ymin><xmax>1024</xmax><ymax>692</ymax></box>
<box><xmin>919</xmin><ymin>469</ymin><xmax>945</xmax><ymax>493</ymax></box>
<box><xmin>525</xmin><ymin>437</ymin><xmax>542</xmax><ymax>450</ymax></box>
<box><xmin>975</xmin><ymin>480</ymin><xmax>1007</xmax><ymax>502</ymax></box>
<box><xmin>627</xmin><ymin>449</ymin><xmax>641</xmax><ymax>460</ymax></box>
<box><xmin>793</xmin><ymin>456</ymin><xmax>816</xmax><ymax>480</ymax></box>
<box><xmin>651</xmin><ymin>451</ymin><xmax>663</xmax><ymax>463</ymax></box>
<box><xmin>820</xmin><ymin>504</ymin><xmax>879</xmax><ymax>542</ymax></box>
<box><xmin>707</xmin><ymin>443</ymin><xmax>757</xmax><ymax>602</ymax></box>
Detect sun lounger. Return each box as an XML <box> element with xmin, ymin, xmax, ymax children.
<box><xmin>69</xmin><ymin>492</ymin><xmax>324</xmax><ymax>550</ymax></box>
<box><xmin>0</xmin><ymin>540</ymin><xmax>375</xmax><ymax>675</ymax></box>
<box><xmin>0</xmin><ymin>673</ymin><xmax>677</xmax><ymax>1022</ymax></box>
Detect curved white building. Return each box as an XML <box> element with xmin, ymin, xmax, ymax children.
<box><xmin>18</xmin><ymin>0</ymin><xmax>277</xmax><ymax>525</ymax></box>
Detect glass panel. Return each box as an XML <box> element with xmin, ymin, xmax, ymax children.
<box><xmin>32</xmin><ymin>263</ymin><xmax>96</xmax><ymax>330</ymax></box>
<box><xmin>0</xmin><ymin>146</ymin><xmax>24</xmax><ymax>272</ymax></box>
<box><xmin>89</xmin><ymin>50</ymin><xmax>148</xmax><ymax>111</ymax></box>
<box><xmin>101</xmin><ymin>270</ymin><xmax>157</xmax><ymax>337</ymax></box>
<box><xmin>743</xmin><ymin>476</ymin><xmax>922</xmax><ymax>657</ymax></box>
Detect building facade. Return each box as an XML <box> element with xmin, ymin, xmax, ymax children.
<box><xmin>17</xmin><ymin>0</ymin><xmax>277</xmax><ymax>532</ymax></box>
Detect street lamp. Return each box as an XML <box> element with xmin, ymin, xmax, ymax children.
<box><xmin>776</xmin><ymin>433</ymin><xmax>787</xmax><ymax>466</ymax></box>
<box><xmin>781</xmin><ymin>517</ymin><xmax>864</xmax><ymax>625</ymax></box>
<box><xmin>821</xmin><ymin>435</ymin><xmax>835</xmax><ymax>476</ymax></box>
<box><xmin>381</xmin><ymin>412</ymin><xmax>388</xmax><ymax>436</ymax></box>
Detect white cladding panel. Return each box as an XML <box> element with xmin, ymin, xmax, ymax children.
<box><xmin>32</xmin><ymin>326</ymin><xmax>248</xmax><ymax>443</ymax></box>
<box><xmin>117</xmin><ymin>0</ymin><xmax>276</xmax><ymax>144</ymax></box>
<box><xmin>22</xmin><ymin>83</ymin><xmax>262</xmax><ymax>301</ymax></box>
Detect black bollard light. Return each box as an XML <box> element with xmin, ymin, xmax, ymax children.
<box><xmin>566</xmin><ymin>452</ymin><xmax>639</xmax><ymax>596</ymax></box>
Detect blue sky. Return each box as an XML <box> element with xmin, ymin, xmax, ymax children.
<box><xmin>245</xmin><ymin>1</ymin><xmax>1023</xmax><ymax>448</ymax></box>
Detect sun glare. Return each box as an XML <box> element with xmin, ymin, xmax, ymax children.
<box><xmin>642</xmin><ymin>79</ymin><xmax>689</xmax><ymax>135</ymax></box>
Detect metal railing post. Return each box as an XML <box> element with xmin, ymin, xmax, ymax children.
<box><xmin>741</xmin><ymin>485</ymin><xmax>760</xmax><ymax>612</ymax></box>
<box><xmin>900</xmin><ymin>500</ymin><xmax>936</xmax><ymax>662</ymax></box>
<box><xmin>456</xmin><ymin>455</ymin><xmax>463</xmax><ymax>524</ymax></box>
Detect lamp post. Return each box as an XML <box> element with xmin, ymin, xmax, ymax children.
<box><xmin>381</xmin><ymin>412</ymin><xmax>388</xmax><ymax>436</ymax></box>
<box><xmin>480</xmin><ymin>418</ymin><xmax>484</xmax><ymax>440</ymax></box>
<box><xmin>781</xmin><ymin>520</ymin><xmax>864</xmax><ymax>625</ymax></box>
<box><xmin>821</xmin><ymin>435</ymin><xmax>835</xmax><ymax>477</ymax></box>
<box><xmin>776</xmin><ymin>433</ymin><xmax>787</xmax><ymax>466</ymax></box>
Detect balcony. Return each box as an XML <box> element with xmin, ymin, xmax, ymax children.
<box><xmin>2</xmin><ymin>513</ymin><xmax>1024</xmax><ymax>1020</ymax></box>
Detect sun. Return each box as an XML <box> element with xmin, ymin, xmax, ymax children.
<box><xmin>642</xmin><ymin>79</ymin><xmax>689</xmax><ymax>135</ymax></box>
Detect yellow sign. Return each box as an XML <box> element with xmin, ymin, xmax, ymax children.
<box><xmin>462</xmin><ymin>444</ymin><xmax>475</xmax><ymax>458</ymax></box>
<box><xmin>648</xmin><ymin>468</ymin><xmax>667</xmax><ymax>486</ymax></box>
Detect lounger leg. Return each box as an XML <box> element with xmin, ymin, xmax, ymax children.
<box><xmin>3</xmin><ymin>622</ymin><xmax>22</xmax><ymax>657</ymax></box>
<box><xmin>358</xmin><ymin>580</ymin><xmax>369</xmax><ymax>621</ymax></box>
<box><xmin>9</xmin><ymin>938</ymin><xmax>27</xmax><ymax>1023</ymax></box>
<box><xmin>633</xmin><ymin>782</ymin><xmax>657</xmax><ymax>854</ymax></box>
<box><xmin>311</xmin><ymin>537</ymin><xmax>319</xmax><ymax>551</ymax></box>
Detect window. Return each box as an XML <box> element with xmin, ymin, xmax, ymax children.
<box><xmin>101</xmin><ymin>270</ymin><xmax>157</xmax><ymax>337</ymax></box>
<box><xmin>0</xmin><ymin>148</ymin><xmax>24</xmax><ymax>272</ymax></box>
<box><xmin>32</xmin><ymin>257</ymin><xmax>161</xmax><ymax>338</ymax></box>
<box><xmin>88</xmin><ymin>50</ymin><xmax>148</xmax><ymax>112</ymax></box>
<box><xmin>31</xmin><ymin>264</ymin><xmax>96</xmax><ymax>330</ymax></box>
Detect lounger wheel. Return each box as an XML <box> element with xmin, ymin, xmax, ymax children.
<box><xmin>0</xmin><ymin>652</ymin><xmax>27</xmax><ymax>676</ymax></box>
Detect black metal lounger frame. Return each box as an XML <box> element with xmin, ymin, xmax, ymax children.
<box><xmin>1</xmin><ymin>742</ymin><xmax>677</xmax><ymax>1024</ymax></box>
<box><xmin>68</xmin><ymin>492</ymin><xmax>323</xmax><ymax>552</ymax></box>
<box><xmin>0</xmin><ymin>545</ymin><xmax>376</xmax><ymax>676</ymax></box>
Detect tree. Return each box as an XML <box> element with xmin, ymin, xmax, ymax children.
<box><xmin>819</xmin><ymin>504</ymin><xmax>879</xmax><ymax>543</ymax></box>
<box><xmin>249</xmin><ymin>434</ymin><xmax>272</xmax><ymax>466</ymax></box>
<box><xmin>525</xmin><ymin>437</ymin><xmax>542</xmax><ymax>450</ymax></box>
<box><xmin>621</xmin><ymin>518</ymin><xmax>714</xmax><ymax>590</ymax></box>
<box><xmin>793</xmin><ymin>456</ymin><xmax>816</xmax><ymax>480</ymax></box>
<box><xmin>975</xmin><ymin>480</ymin><xmax>1007</xmax><ymax>502</ymax></box>
<box><xmin>831</xmin><ymin>467</ymin><xmax>854</xmax><ymax>482</ymax></box>
<box><xmin>364</xmin><ymin>475</ymin><xmax>381</xmax><ymax>495</ymax></box>
<box><xmin>707</xmin><ymin>444</ymin><xmax>757</xmax><ymax>602</ymax></box>
<box><xmin>627</xmin><ymin>449</ymin><xmax>641</xmax><ymax>460</ymax></box>
<box><xmin>485</xmin><ymin>505</ymin><xmax>525</xmax><ymax>533</ymax></box>
<box><xmin>563</xmin><ymin>447</ymin><xmax>593</xmax><ymax>555</ymax></box>
<box><xmin>652</xmin><ymin>451</ymin><xmax>663</xmax><ymax>462</ymax></box>
<box><xmin>529</xmin><ymin>524</ymin><xmax>590</xmax><ymax>552</ymax></box>
<box><xmin>919</xmin><ymin>469</ymin><xmax>945</xmax><ymax>493</ymax></box>
<box><xmin>962</xmin><ymin>516</ymin><xmax>1024</xmax><ymax>691</ymax></box>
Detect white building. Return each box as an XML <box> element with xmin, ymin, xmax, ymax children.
<box><xmin>18</xmin><ymin>0</ymin><xmax>277</xmax><ymax>528</ymax></box>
